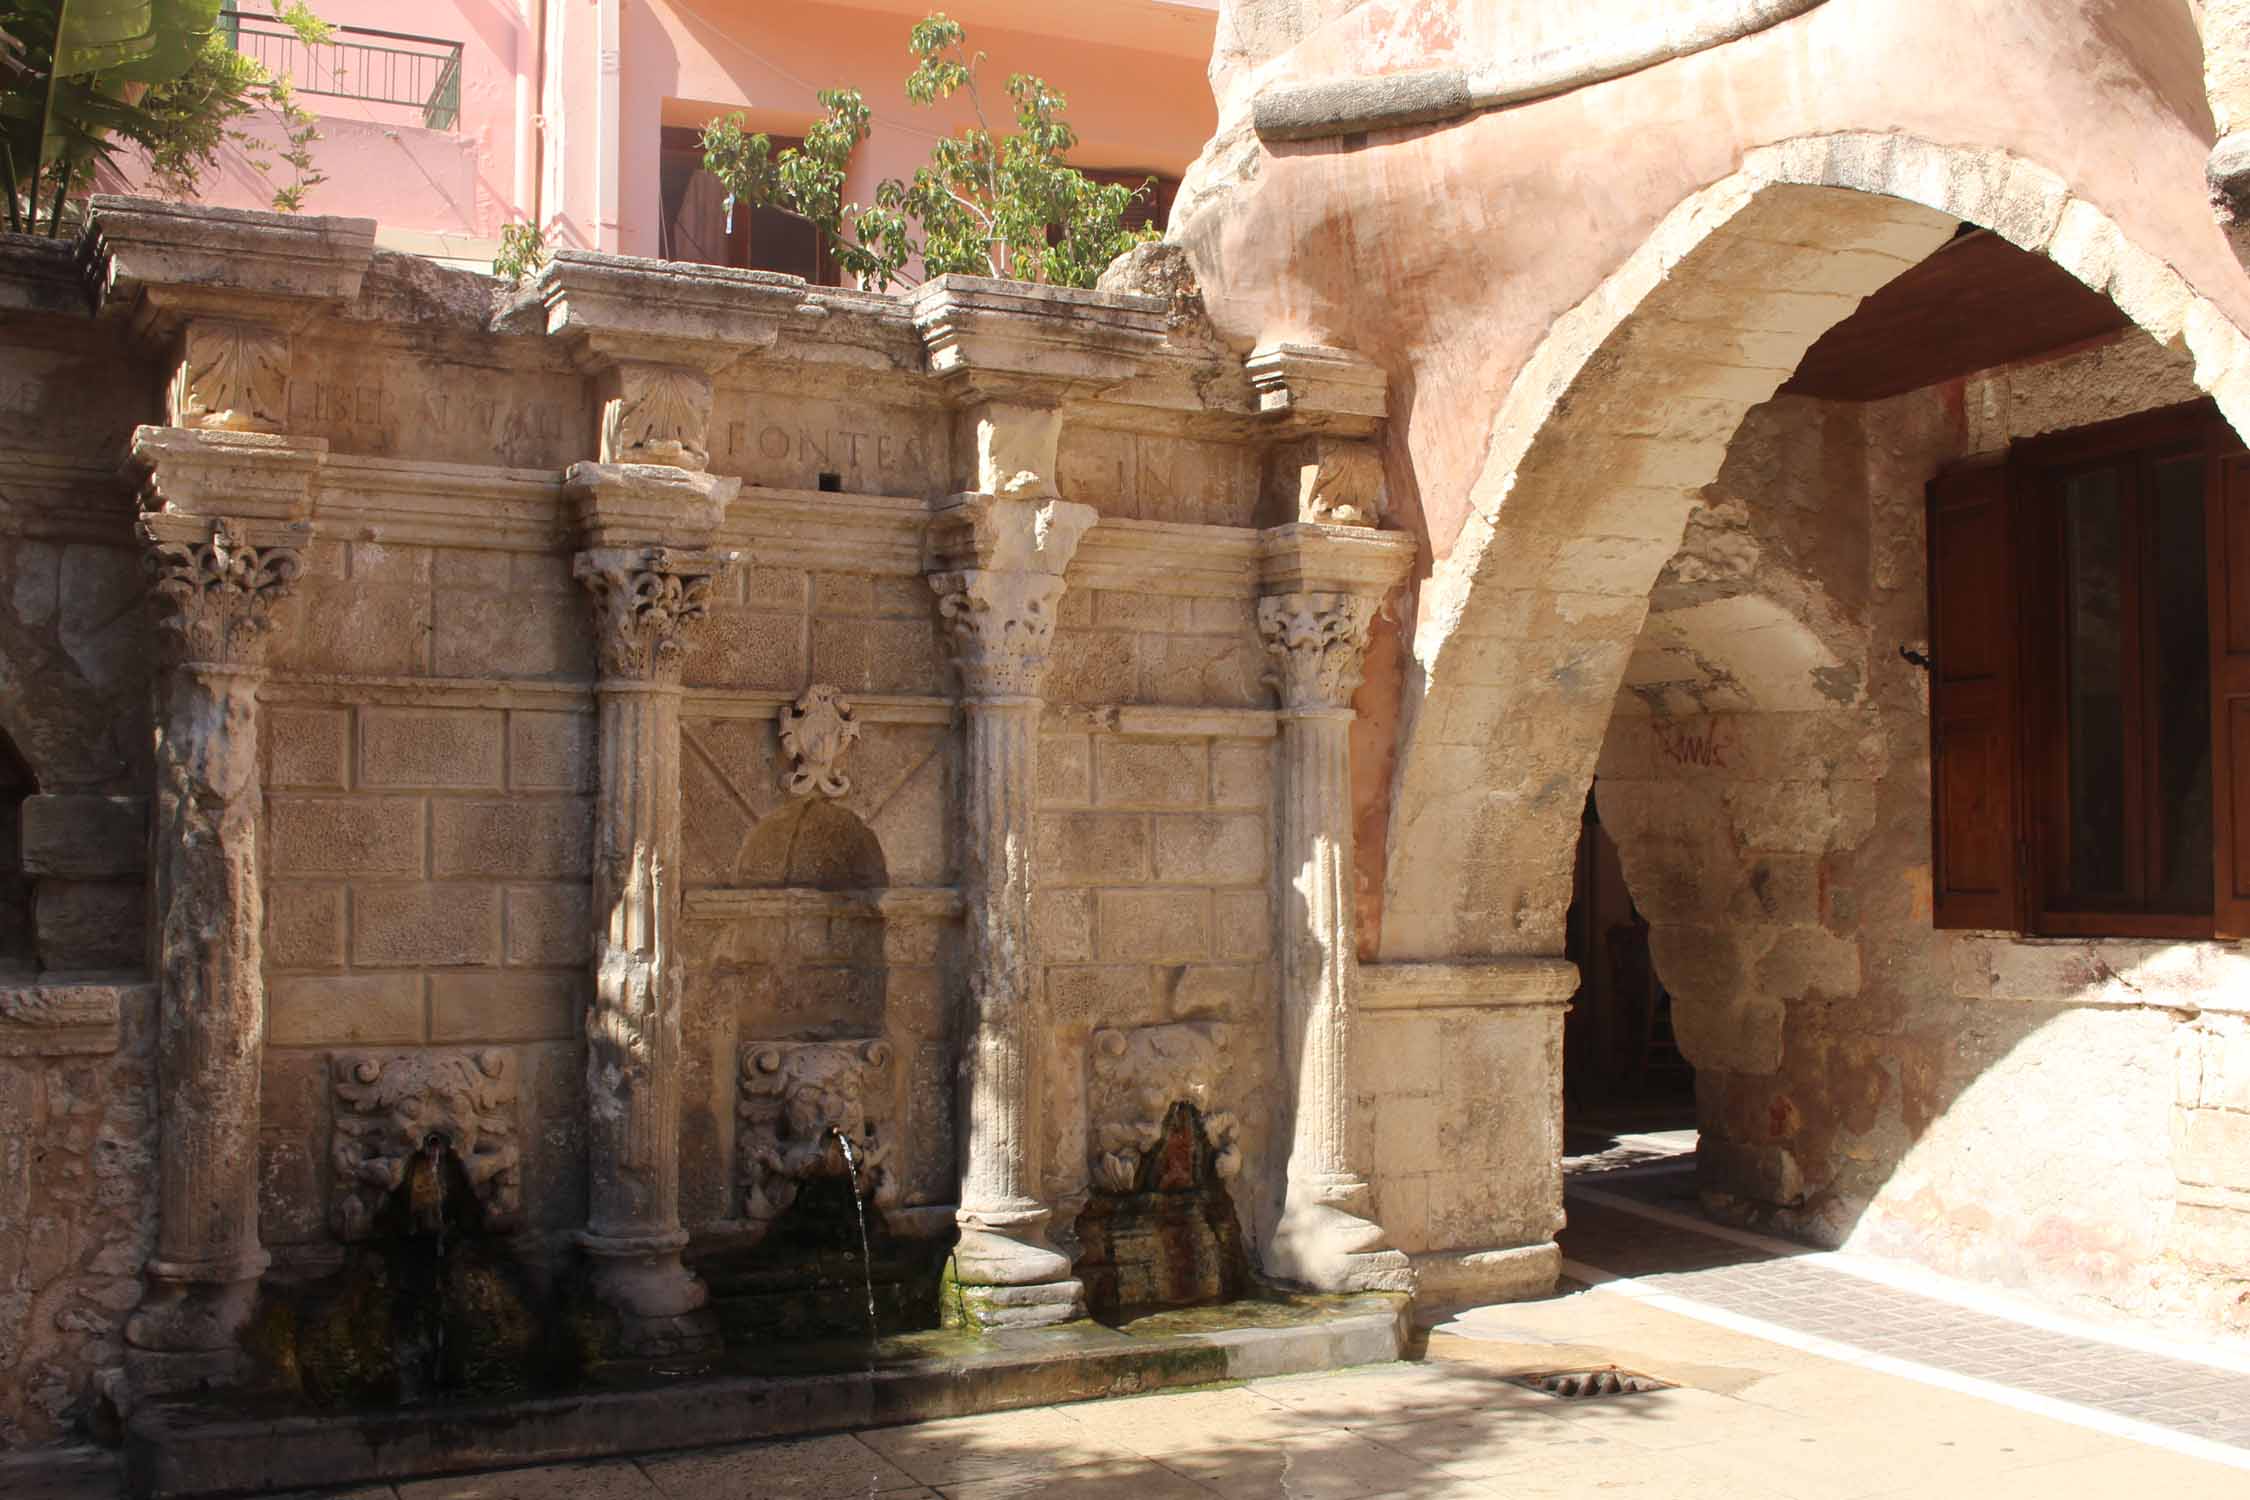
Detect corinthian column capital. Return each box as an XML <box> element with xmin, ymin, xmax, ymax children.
<box><xmin>928</xmin><ymin>568</ymin><xmax>1068</xmax><ymax>699</ymax></box>
<box><xmin>926</xmin><ymin>492</ymin><xmax>1097</xmax><ymax>701</ymax></box>
<box><xmin>141</xmin><ymin>516</ymin><xmax>305</xmax><ymax>670</ymax></box>
<box><xmin>1258</xmin><ymin>591</ymin><xmax>1382</xmax><ymax>711</ymax></box>
<box><xmin>574</xmin><ymin>546</ymin><xmax>735</xmax><ymax>685</ymax></box>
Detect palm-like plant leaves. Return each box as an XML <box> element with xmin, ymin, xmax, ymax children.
<box><xmin>1</xmin><ymin>0</ymin><xmax>221</xmax><ymax>231</ymax></box>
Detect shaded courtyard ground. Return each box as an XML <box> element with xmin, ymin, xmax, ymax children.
<box><xmin>17</xmin><ymin>1126</ymin><xmax>2246</xmax><ymax>1500</ymax></box>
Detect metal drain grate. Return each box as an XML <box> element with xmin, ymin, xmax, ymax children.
<box><xmin>1509</xmin><ymin>1367</ymin><xmax>1673</xmax><ymax>1399</ymax></box>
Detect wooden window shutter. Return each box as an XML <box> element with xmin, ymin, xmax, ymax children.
<box><xmin>2210</xmin><ymin>449</ymin><xmax>2250</xmax><ymax>937</ymax></box>
<box><xmin>1928</xmin><ymin>463</ymin><xmax>2023</xmax><ymax>930</ymax></box>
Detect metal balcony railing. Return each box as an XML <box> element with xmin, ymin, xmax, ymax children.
<box><xmin>219</xmin><ymin>10</ymin><xmax>465</xmax><ymax>131</ymax></box>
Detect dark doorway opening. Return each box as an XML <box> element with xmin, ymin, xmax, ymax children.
<box><xmin>1561</xmin><ymin>788</ymin><xmax>1695</xmax><ymax>1170</ymax></box>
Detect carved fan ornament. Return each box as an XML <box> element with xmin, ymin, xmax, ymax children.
<box><xmin>1304</xmin><ymin>443</ymin><xmax>1385</xmax><ymax>526</ymax></box>
<box><xmin>779</xmin><ymin>684</ymin><xmax>860</xmax><ymax>798</ymax></box>
<box><xmin>172</xmin><ymin>321</ymin><xmax>289</xmax><ymax>432</ymax></box>
<box><xmin>604</xmin><ymin>365</ymin><xmax>711</xmax><ymax>471</ymax></box>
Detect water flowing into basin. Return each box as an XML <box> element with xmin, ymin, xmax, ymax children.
<box><xmin>830</xmin><ymin>1125</ymin><xmax>881</xmax><ymax>1367</ymax></box>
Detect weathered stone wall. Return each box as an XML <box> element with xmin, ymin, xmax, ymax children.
<box><xmin>1596</xmin><ymin>332</ymin><xmax>2250</xmax><ymax>1334</ymax></box>
<box><xmin>0</xmin><ymin>984</ymin><xmax>156</xmax><ymax>1447</ymax></box>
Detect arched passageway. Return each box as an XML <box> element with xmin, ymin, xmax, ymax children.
<box><xmin>1381</xmin><ymin>136</ymin><xmax>2250</xmax><ymax>1329</ymax></box>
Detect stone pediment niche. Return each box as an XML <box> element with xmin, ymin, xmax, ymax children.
<box><xmin>329</xmin><ymin>1049</ymin><xmax>522</xmax><ymax>1241</ymax></box>
<box><xmin>737</xmin><ymin>1039</ymin><xmax>900</xmax><ymax>1241</ymax></box>
<box><xmin>1087</xmin><ymin>1022</ymin><xmax>1243</xmax><ymax>1192</ymax></box>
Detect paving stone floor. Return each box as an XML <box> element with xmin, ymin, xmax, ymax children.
<box><xmin>21</xmin><ymin>1136</ymin><xmax>2250</xmax><ymax>1499</ymax></box>
<box><xmin>1567</xmin><ymin>1160</ymin><xmax>2250</xmax><ymax>1452</ymax></box>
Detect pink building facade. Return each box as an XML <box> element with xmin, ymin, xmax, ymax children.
<box><xmin>121</xmin><ymin>1</ymin><xmax>1218</xmax><ymax>272</ymax></box>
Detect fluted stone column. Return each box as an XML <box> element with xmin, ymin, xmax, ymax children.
<box><xmin>570</xmin><ymin>462</ymin><xmax>736</xmax><ymax>1355</ymax></box>
<box><xmin>125</xmin><ymin>429</ymin><xmax>323</xmax><ymax>1388</ymax></box>
<box><xmin>1258</xmin><ymin>527</ymin><xmax>1417</xmax><ymax>1293</ymax></box>
<box><xmin>929</xmin><ymin>492</ymin><xmax>1096</xmax><ymax>1328</ymax></box>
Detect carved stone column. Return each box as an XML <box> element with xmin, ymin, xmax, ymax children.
<box><xmin>1258</xmin><ymin>525</ymin><xmax>1416</xmax><ymax>1293</ymax></box>
<box><xmin>570</xmin><ymin>462</ymin><xmax>737</xmax><ymax>1355</ymax></box>
<box><xmin>928</xmin><ymin>491</ymin><xmax>1096</xmax><ymax>1327</ymax></box>
<box><xmin>124</xmin><ymin>426</ymin><xmax>324</xmax><ymax>1388</ymax></box>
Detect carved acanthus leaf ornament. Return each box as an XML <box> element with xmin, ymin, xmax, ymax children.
<box><xmin>1258</xmin><ymin>591</ymin><xmax>1380</xmax><ymax>710</ymax></box>
<box><xmin>575</xmin><ymin>545</ymin><xmax>735</xmax><ymax>682</ymax></box>
<box><xmin>929</xmin><ymin>568</ymin><xmax>1067</xmax><ymax>699</ymax></box>
<box><xmin>143</xmin><ymin>518</ymin><xmax>303</xmax><ymax>667</ymax></box>
<box><xmin>780</xmin><ymin>684</ymin><xmax>860</xmax><ymax>798</ymax></box>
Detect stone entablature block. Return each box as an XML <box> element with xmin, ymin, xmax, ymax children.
<box><xmin>0</xmin><ymin>982</ymin><xmax>140</xmax><ymax>1056</ymax></box>
<box><xmin>90</xmin><ymin>195</ymin><xmax>374</xmax><ymax>320</ymax></box>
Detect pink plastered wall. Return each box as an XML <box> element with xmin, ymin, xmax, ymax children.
<box><xmin>554</xmin><ymin>0</ymin><xmax>1218</xmax><ymax>259</ymax></box>
<box><xmin>105</xmin><ymin>1</ymin><xmax>1214</xmax><ymax>263</ymax></box>
<box><xmin>107</xmin><ymin>0</ymin><xmax>531</xmax><ymax>242</ymax></box>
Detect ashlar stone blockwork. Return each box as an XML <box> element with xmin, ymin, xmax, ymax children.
<box><xmin>0</xmin><ymin>197</ymin><xmax>1576</xmax><ymax>1438</ymax></box>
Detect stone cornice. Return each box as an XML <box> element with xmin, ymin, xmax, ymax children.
<box><xmin>683</xmin><ymin>886</ymin><xmax>964</xmax><ymax>923</ymax></box>
<box><xmin>1246</xmin><ymin>343</ymin><xmax>1389</xmax><ymax>435</ymax></box>
<box><xmin>536</xmin><ymin>250</ymin><xmax>801</xmax><ymax>371</ymax></box>
<box><xmin>911</xmin><ymin>275</ymin><xmax>1168</xmax><ymax>402</ymax></box>
<box><xmin>88</xmin><ymin>195</ymin><xmax>374</xmax><ymax>336</ymax></box>
<box><xmin>1072</xmin><ymin>519</ymin><xmax>1259</xmax><ymax>596</ymax></box>
<box><xmin>1359</xmin><ymin>959</ymin><xmax>1582</xmax><ymax>1011</ymax></box>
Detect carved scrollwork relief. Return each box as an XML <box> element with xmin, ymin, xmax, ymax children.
<box><xmin>737</xmin><ymin>1039</ymin><xmax>900</xmax><ymax>1239</ymax></box>
<box><xmin>600</xmin><ymin>363</ymin><xmax>713</xmax><ymax>472</ymax></box>
<box><xmin>329</xmin><ymin>1049</ymin><xmax>522</xmax><ymax>1241</ymax></box>
<box><xmin>171</xmin><ymin>320</ymin><xmax>290</xmax><ymax>432</ymax></box>
<box><xmin>779</xmin><ymin>684</ymin><xmax>860</xmax><ymax>798</ymax></box>
<box><xmin>1257</xmin><ymin>591</ymin><xmax>1381</xmax><ymax>711</ymax></box>
<box><xmin>1087</xmin><ymin>1022</ymin><xmax>1243</xmax><ymax>1193</ymax></box>
<box><xmin>575</xmin><ymin>545</ymin><xmax>734</xmax><ymax>683</ymax></box>
<box><xmin>143</xmin><ymin>517</ymin><xmax>304</xmax><ymax>667</ymax></box>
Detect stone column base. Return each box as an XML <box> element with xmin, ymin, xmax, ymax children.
<box><xmin>579</xmin><ymin>1230</ymin><xmax>720</xmax><ymax>1359</ymax></box>
<box><xmin>123</xmin><ymin>1257</ymin><xmax>266</xmax><ymax>1394</ymax></box>
<box><xmin>946</xmin><ymin>1204</ymin><xmax>1085</xmax><ymax>1329</ymax></box>
<box><xmin>1408</xmin><ymin>1243</ymin><xmax>1561</xmax><ymax>1312</ymax></box>
<box><xmin>1267</xmin><ymin>1198</ymin><xmax>1416</xmax><ymax>1294</ymax></box>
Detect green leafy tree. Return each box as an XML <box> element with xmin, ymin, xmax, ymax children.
<box><xmin>0</xmin><ymin>0</ymin><xmax>329</xmax><ymax>236</ymax></box>
<box><xmin>700</xmin><ymin>13</ymin><xmax>1155</xmax><ymax>290</ymax></box>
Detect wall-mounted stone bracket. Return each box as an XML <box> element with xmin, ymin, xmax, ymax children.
<box><xmin>329</xmin><ymin>1049</ymin><xmax>523</xmax><ymax>1242</ymax></box>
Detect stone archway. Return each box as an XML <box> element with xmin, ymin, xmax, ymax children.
<box><xmin>1380</xmin><ymin>133</ymin><xmax>2250</xmax><ymax>966</ymax></box>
